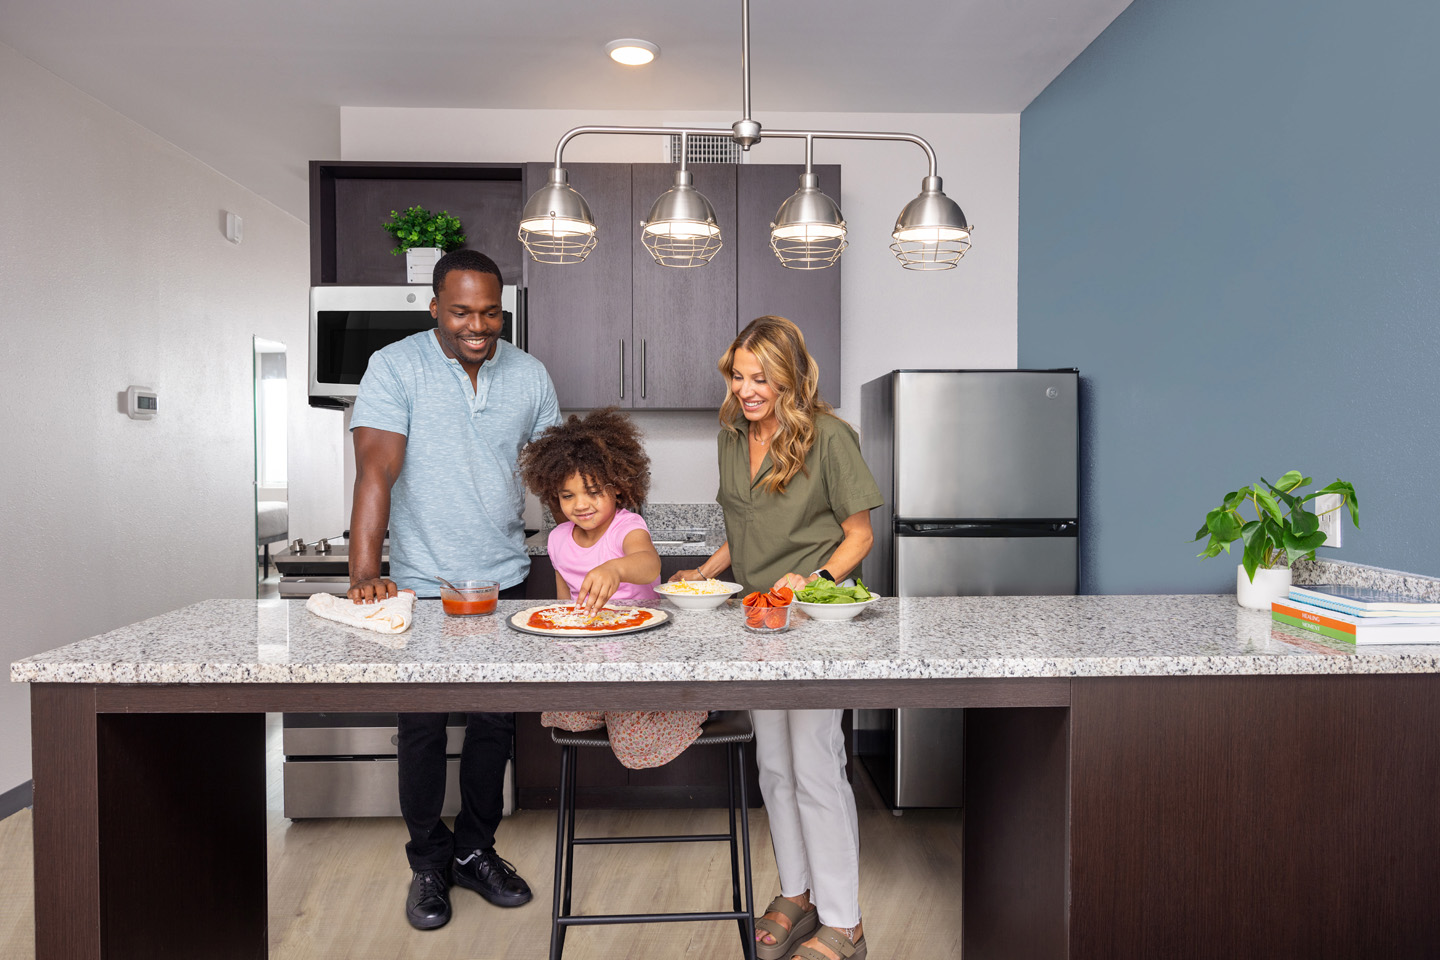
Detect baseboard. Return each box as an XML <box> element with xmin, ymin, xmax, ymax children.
<box><xmin>0</xmin><ymin>780</ymin><xmax>32</xmax><ymax>820</ymax></box>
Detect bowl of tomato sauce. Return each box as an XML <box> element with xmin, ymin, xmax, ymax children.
<box><xmin>439</xmin><ymin>580</ymin><xmax>499</xmax><ymax>616</ymax></box>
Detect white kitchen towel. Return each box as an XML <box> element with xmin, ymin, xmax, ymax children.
<box><xmin>306</xmin><ymin>590</ymin><xmax>416</xmax><ymax>634</ymax></box>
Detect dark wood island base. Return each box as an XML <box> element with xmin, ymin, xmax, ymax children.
<box><xmin>30</xmin><ymin>673</ymin><xmax>1440</xmax><ymax>959</ymax></box>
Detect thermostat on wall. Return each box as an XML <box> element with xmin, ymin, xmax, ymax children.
<box><xmin>126</xmin><ymin>386</ymin><xmax>157</xmax><ymax>420</ymax></box>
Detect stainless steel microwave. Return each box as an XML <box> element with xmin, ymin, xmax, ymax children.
<box><xmin>308</xmin><ymin>284</ymin><xmax>525</xmax><ymax>406</ymax></box>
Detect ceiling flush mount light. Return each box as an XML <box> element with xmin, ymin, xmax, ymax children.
<box><xmin>520</xmin><ymin>0</ymin><xmax>972</xmax><ymax>271</ymax></box>
<box><xmin>517</xmin><ymin>167</ymin><xmax>598</xmax><ymax>264</ymax></box>
<box><xmin>606</xmin><ymin>38</ymin><xmax>659</xmax><ymax>66</ymax></box>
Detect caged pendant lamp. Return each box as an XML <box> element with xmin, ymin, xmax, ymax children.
<box><xmin>768</xmin><ymin>135</ymin><xmax>846</xmax><ymax>269</ymax></box>
<box><xmin>517</xmin><ymin>0</ymin><xmax>973</xmax><ymax>271</ymax></box>
<box><xmin>890</xmin><ymin>175</ymin><xmax>972</xmax><ymax>270</ymax></box>
<box><xmin>640</xmin><ymin>133</ymin><xmax>724</xmax><ymax>268</ymax></box>
<box><xmin>517</xmin><ymin>167</ymin><xmax>597</xmax><ymax>264</ymax></box>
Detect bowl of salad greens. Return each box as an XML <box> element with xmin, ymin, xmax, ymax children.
<box><xmin>792</xmin><ymin>578</ymin><xmax>880</xmax><ymax>621</ymax></box>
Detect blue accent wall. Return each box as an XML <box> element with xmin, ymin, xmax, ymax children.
<box><xmin>1019</xmin><ymin>0</ymin><xmax>1440</xmax><ymax>594</ymax></box>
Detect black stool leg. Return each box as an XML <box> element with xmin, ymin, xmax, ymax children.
<box><xmin>727</xmin><ymin>745</ymin><xmax>744</xmax><ymax>928</ymax></box>
<box><xmin>562</xmin><ymin>743</ymin><xmax>579</xmax><ymax>920</ymax></box>
<box><xmin>550</xmin><ymin>745</ymin><xmax>572</xmax><ymax>960</ymax></box>
<box><xmin>738</xmin><ymin>742</ymin><xmax>757</xmax><ymax>960</ymax></box>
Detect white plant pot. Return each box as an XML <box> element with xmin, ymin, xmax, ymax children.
<box><xmin>405</xmin><ymin>247</ymin><xmax>443</xmax><ymax>284</ymax></box>
<box><xmin>1236</xmin><ymin>564</ymin><xmax>1292</xmax><ymax>610</ymax></box>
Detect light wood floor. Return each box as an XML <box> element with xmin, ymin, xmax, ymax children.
<box><xmin>0</xmin><ymin>717</ymin><xmax>963</xmax><ymax>959</ymax></box>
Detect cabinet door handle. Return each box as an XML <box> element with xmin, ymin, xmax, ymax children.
<box><xmin>619</xmin><ymin>340</ymin><xmax>625</xmax><ymax>399</ymax></box>
<box><xmin>641</xmin><ymin>340</ymin><xmax>647</xmax><ymax>399</ymax></box>
<box><xmin>517</xmin><ymin>287</ymin><xmax>528</xmax><ymax>351</ymax></box>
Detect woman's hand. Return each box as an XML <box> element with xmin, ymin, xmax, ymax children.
<box><xmin>577</xmin><ymin>562</ymin><xmax>623</xmax><ymax>614</ymax></box>
<box><xmin>773</xmin><ymin>572</ymin><xmax>814</xmax><ymax>593</ymax></box>
<box><xmin>668</xmin><ymin>568</ymin><xmax>704</xmax><ymax>583</ymax></box>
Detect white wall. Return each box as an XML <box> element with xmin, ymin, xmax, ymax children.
<box><xmin>0</xmin><ymin>41</ymin><xmax>344</xmax><ymax>792</ymax></box>
<box><xmin>342</xmin><ymin>107</ymin><xmax>1018</xmax><ymax>505</ymax></box>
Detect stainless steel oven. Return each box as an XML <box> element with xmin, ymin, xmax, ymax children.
<box><xmin>283</xmin><ymin>713</ymin><xmax>513</xmax><ymax>820</ymax></box>
<box><xmin>276</xmin><ymin>539</ymin><xmax>514</xmax><ymax>818</ymax></box>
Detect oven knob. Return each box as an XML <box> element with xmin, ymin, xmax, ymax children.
<box><xmin>317</xmin><ymin>538</ymin><xmax>331</xmax><ymax>554</ymax></box>
<box><xmin>290</xmin><ymin>538</ymin><xmax>306</xmax><ymax>555</ymax></box>
<box><xmin>391</xmin><ymin>734</ymin><xmax>400</xmax><ymax>746</ymax></box>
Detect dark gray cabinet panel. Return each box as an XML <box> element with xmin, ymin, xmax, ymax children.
<box><xmin>736</xmin><ymin>163</ymin><xmax>842</xmax><ymax>405</ymax></box>
<box><xmin>523</xmin><ymin>162</ymin><xmax>633</xmax><ymax>409</ymax></box>
<box><xmin>333</xmin><ymin>177</ymin><xmax>524</xmax><ymax>287</ymax></box>
<box><xmin>522</xmin><ymin>161</ymin><xmax>841</xmax><ymax>410</ymax></box>
<box><xmin>630</xmin><ymin>163</ymin><xmax>738</xmax><ymax>410</ymax></box>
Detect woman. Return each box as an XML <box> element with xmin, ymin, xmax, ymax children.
<box><xmin>671</xmin><ymin>316</ymin><xmax>883</xmax><ymax>960</ymax></box>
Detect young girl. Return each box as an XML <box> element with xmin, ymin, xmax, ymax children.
<box><xmin>518</xmin><ymin>407</ymin><xmax>708</xmax><ymax>769</ymax></box>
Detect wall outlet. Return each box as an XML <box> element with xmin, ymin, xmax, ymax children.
<box><xmin>1315</xmin><ymin>493</ymin><xmax>1343</xmax><ymax>548</ymax></box>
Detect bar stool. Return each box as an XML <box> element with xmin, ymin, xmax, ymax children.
<box><xmin>549</xmin><ymin>711</ymin><xmax>758</xmax><ymax>960</ymax></box>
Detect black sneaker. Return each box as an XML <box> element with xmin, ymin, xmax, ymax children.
<box><xmin>453</xmin><ymin>847</ymin><xmax>533</xmax><ymax>907</ymax></box>
<box><xmin>405</xmin><ymin>868</ymin><xmax>452</xmax><ymax>930</ymax></box>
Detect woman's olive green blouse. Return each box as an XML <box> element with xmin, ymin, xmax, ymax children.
<box><xmin>716</xmin><ymin>414</ymin><xmax>884</xmax><ymax>594</ymax></box>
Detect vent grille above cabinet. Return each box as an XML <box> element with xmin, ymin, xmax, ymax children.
<box><xmin>667</xmin><ymin>134</ymin><xmax>744</xmax><ymax>164</ymax></box>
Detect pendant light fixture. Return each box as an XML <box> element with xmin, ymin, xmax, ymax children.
<box><xmin>769</xmin><ymin>135</ymin><xmax>847</xmax><ymax>269</ymax></box>
<box><xmin>890</xmin><ymin>175</ymin><xmax>972</xmax><ymax>270</ymax></box>
<box><xmin>640</xmin><ymin>132</ymin><xmax>724</xmax><ymax>268</ymax></box>
<box><xmin>517</xmin><ymin>167</ymin><xmax>597</xmax><ymax>264</ymax></box>
<box><xmin>518</xmin><ymin>0</ymin><xmax>973</xmax><ymax>271</ymax></box>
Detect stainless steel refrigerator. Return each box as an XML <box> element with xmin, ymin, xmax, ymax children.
<box><xmin>856</xmin><ymin>369</ymin><xmax>1079</xmax><ymax>808</ymax></box>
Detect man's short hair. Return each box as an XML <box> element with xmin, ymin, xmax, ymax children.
<box><xmin>433</xmin><ymin>249</ymin><xmax>503</xmax><ymax>294</ymax></box>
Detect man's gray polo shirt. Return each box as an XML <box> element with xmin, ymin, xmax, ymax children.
<box><xmin>350</xmin><ymin>331</ymin><xmax>561</xmax><ymax>595</ymax></box>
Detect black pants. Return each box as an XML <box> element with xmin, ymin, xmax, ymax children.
<box><xmin>397</xmin><ymin>582</ymin><xmax>527</xmax><ymax>872</ymax></box>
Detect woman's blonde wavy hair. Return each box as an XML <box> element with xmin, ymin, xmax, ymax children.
<box><xmin>718</xmin><ymin>315</ymin><xmax>833</xmax><ymax>495</ymax></box>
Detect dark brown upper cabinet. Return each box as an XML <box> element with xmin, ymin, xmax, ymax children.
<box><xmin>522</xmin><ymin>162</ymin><xmax>634</xmax><ymax>410</ymax></box>
<box><xmin>309</xmin><ymin>161</ymin><xmax>526</xmax><ymax>288</ymax></box>
<box><xmin>629</xmin><ymin>163</ymin><xmax>738</xmax><ymax>410</ymax></box>
<box><xmin>523</xmin><ymin>161</ymin><xmax>841</xmax><ymax>411</ymax></box>
<box><xmin>735</xmin><ymin>163</ymin><xmax>842</xmax><ymax>407</ymax></box>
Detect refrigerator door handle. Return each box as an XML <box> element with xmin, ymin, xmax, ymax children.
<box><xmin>895</xmin><ymin>520</ymin><xmax>1078</xmax><ymax>537</ymax></box>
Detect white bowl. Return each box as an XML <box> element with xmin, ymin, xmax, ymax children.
<box><xmin>654</xmin><ymin>581</ymin><xmax>744</xmax><ymax>611</ymax></box>
<box><xmin>792</xmin><ymin>595</ymin><xmax>881</xmax><ymax>622</ymax></box>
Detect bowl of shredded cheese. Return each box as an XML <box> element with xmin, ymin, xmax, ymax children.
<box><xmin>654</xmin><ymin>579</ymin><xmax>745</xmax><ymax>610</ymax></box>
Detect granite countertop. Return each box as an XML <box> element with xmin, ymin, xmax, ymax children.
<box><xmin>527</xmin><ymin>502</ymin><xmax>726</xmax><ymax>557</ymax></box>
<box><xmin>14</xmin><ymin>593</ymin><xmax>1440</xmax><ymax>686</ymax></box>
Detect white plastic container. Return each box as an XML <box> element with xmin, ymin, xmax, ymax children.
<box><xmin>405</xmin><ymin>247</ymin><xmax>443</xmax><ymax>284</ymax></box>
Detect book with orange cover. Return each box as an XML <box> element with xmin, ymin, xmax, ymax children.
<box><xmin>1272</xmin><ymin>599</ymin><xmax>1440</xmax><ymax>645</ymax></box>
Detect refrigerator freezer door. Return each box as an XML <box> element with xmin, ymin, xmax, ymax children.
<box><xmin>894</xmin><ymin>534</ymin><xmax>1078</xmax><ymax>596</ymax></box>
<box><xmin>893</xmin><ymin>371</ymin><xmax>1077</xmax><ymax>520</ymax></box>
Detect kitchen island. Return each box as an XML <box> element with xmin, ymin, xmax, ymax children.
<box><xmin>14</xmin><ymin>592</ymin><xmax>1440</xmax><ymax>960</ymax></box>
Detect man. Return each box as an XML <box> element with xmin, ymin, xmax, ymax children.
<box><xmin>348</xmin><ymin>248</ymin><xmax>560</xmax><ymax>930</ymax></box>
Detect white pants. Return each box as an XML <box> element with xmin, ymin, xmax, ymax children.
<box><xmin>752</xmin><ymin>709</ymin><xmax>861</xmax><ymax>927</ymax></box>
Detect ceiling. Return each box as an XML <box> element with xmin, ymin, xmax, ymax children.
<box><xmin>0</xmin><ymin>0</ymin><xmax>1133</xmax><ymax>220</ymax></box>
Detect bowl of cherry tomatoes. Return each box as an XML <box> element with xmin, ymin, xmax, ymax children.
<box><xmin>741</xmin><ymin>586</ymin><xmax>794</xmax><ymax>632</ymax></box>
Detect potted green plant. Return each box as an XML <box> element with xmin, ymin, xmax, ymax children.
<box><xmin>381</xmin><ymin>206</ymin><xmax>467</xmax><ymax>283</ymax></box>
<box><xmin>1192</xmin><ymin>471</ymin><xmax>1359</xmax><ymax>609</ymax></box>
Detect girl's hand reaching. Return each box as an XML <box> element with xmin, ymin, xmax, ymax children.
<box><xmin>577</xmin><ymin>561</ymin><xmax>624</xmax><ymax>615</ymax></box>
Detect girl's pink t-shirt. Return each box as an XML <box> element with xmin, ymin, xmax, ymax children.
<box><xmin>547</xmin><ymin>507</ymin><xmax>660</xmax><ymax>605</ymax></box>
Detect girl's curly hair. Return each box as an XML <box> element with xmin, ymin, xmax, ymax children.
<box><xmin>518</xmin><ymin>407</ymin><xmax>651</xmax><ymax>519</ymax></box>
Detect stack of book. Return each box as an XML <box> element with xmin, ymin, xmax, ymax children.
<box><xmin>1272</xmin><ymin>584</ymin><xmax>1440</xmax><ymax>645</ymax></box>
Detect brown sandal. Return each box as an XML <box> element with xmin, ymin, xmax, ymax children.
<box><xmin>755</xmin><ymin>896</ymin><xmax>819</xmax><ymax>960</ymax></box>
<box><xmin>790</xmin><ymin>924</ymin><xmax>867</xmax><ymax>960</ymax></box>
